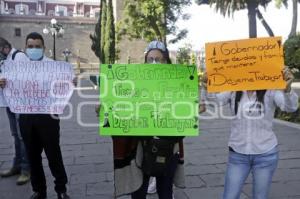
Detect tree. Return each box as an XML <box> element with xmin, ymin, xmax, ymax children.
<box><xmin>289</xmin><ymin>0</ymin><xmax>299</xmax><ymax>37</ymax></box>
<box><xmin>90</xmin><ymin>12</ymin><xmax>101</xmax><ymax>59</ymax></box>
<box><xmin>176</xmin><ymin>44</ymin><xmax>192</xmax><ymax>64</ymax></box>
<box><xmin>196</xmin><ymin>0</ymin><xmax>274</xmax><ymax>37</ymax></box>
<box><xmin>190</xmin><ymin>52</ymin><xmax>196</xmax><ymax>65</ymax></box>
<box><xmin>277</xmin><ymin>0</ymin><xmax>300</xmax><ymax>38</ymax></box>
<box><xmin>101</xmin><ymin>0</ymin><xmax>107</xmax><ymax>63</ymax></box>
<box><xmin>117</xmin><ymin>0</ymin><xmax>192</xmax><ymax>45</ymax></box>
<box><xmin>284</xmin><ymin>34</ymin><xmax>300</xmax><ymax>74</ymax></box>
<box><xmin>104</xmin><ymin>0</ymin><xmax>116</xmax><ymax>64</ymax></box>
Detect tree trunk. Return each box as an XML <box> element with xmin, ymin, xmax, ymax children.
<box><xmin>247</xmin><ymin>0</ymin><xmax>258</xmax><ymax>38</ymax></box>
<box><xmin>256</xmin><ymin>8</ymin><xmax>274</xmax><ymax>37</ymax></box>
<box><xmin>289</xmin><ymin>0</ymin><xmax>298</xmax><ymax>38</ymax></box>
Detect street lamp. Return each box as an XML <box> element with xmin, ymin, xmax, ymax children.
<box><xmin>43</xmin><ymin>18</ymin><xmax>64</xmax><ymax>60</ymax></box>
<box><xmin>62</xmin><ymin>48</ymin><xmax>72</xmax><ymax>62</ymax></box>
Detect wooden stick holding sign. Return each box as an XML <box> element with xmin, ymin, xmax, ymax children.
<box><xmin>205</xmin><ymin>37</ymin><xmax>286</xmax><ymax>92</ymax></box>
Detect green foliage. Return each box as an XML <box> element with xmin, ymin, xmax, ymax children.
<box><xmin>101</xmin><ymin>0</ymin><xmax>107</xmax><ymax>63</ymax></box>
<box><xmin>191</xmin><ymin>52</ymin><xmax>196</xmax><ymax>65</ymax></box>
<box><xmin>176</xmin><ymin>44</ymin><xmax>192</xmax><ymax>64</ymax></box>
<box><xmin>195</xmin><ymin>0</ymin><xmax>272</xmax><ymax>17</ymax></box>
<box><xmin>117</xmin><ymin>0</ymin><xmax>191</xmax><ymax>44</ymax></box>
<box><xmin>275</xmin><ymin>0</ymin><xmax>288</xmax><ymax>8</ymax></box>
<box><xmin>90</xmin><ymin>15</ymin><xmax>101</xmax><ymax>59</ymax></box>
<box><xmin>275</xmin><ymin>99</ymin><xmax>300</xmax><ymax>123</ymax></box>
<box><xmin>284</xmin><ymin>34</ymin><xmax>300</xmax><ymax>78</ymax></box>
<box><xmin>104</xmin><ymin>0</ymin><xmax>116</xmax><ymax>64</ymax></box>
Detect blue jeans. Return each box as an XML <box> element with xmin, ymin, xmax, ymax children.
<box><xmin>6</xmin><ymin>108</ymin><xmax>30</xmax><ymax>173</ymax></box>
<box><xmin>223</xmin><ymin>146</ymin><xmax>278</xmax><ymax>199</ymax></box>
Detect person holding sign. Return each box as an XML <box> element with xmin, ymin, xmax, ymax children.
<box><xmin>201</xmin><ymin>67</ymin><xmax>298</xmax><ymax>199</ymax></box>
<box><xmin>17</xmin><ymin>32</ymin><xmax>71</xmax><ymax>199</ymax></box>
<box><xmin>0</xmin><ymin>37</ymin><xmax>31</xmax><ymax>185</ymax></box>
<box><xmin>97</xmin><ymin>41</ymin><xmax>185</xmax><ymax>199</ymax></box>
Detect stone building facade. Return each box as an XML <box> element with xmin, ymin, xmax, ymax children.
<box><xmin>0</xmin><ymin>0</ymin><xmax>147</xmax><ymax>69</ymax></box>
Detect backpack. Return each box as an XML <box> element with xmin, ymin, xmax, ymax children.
<box><xmin>12</xmin><ymin>50</ymin><xmax>23</xmax><ymax>60</ymax></box>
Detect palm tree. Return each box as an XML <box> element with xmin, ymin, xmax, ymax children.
<box><xmin>196</xmin><ymin>0</ymin><xmax>274</xmax><ymax>37</ymax></box>
<box><xmin>288</xmin><ymin>0</ymin><xmax>299</xmax><ymax>38</ymax></box>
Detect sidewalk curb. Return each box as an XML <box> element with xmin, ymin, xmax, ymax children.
<box><xmin>274</xmin><ymin>119</ymin><xmax>300</xmax><ymax>130</ymax></box>
<box><xmin>292</xmin><ymin>82</ymin><xmax>300</xmax><ymax>89</ymax></box>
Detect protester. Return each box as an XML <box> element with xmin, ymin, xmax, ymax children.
<box><xmin>146</xmin><ymin>72</ymin><xmax>207</xmax><ymax>198</ymax></box>
<box><xmin>1</xmin><ymin>32</ymin><xmax>71</xmax><ymax>199</ymax></box>
<box><xmin>0</xmin><ymin>37</ymin><xmax>30</xmax><ymax>185</ymax></box>
<box><xmin>201</xmin><ymin>68</ymin><xmax>299</xmax><ymax>199</ymax></box>
<box><xmin>96</xmin><ymin>40</ymin><xmax>186</xmax><ymax>199</ymax></box>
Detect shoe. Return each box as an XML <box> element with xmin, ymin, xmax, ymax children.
<box><xmin>16</xmin><ymin>173</ymin><xmax>30</xmax><ymax>185</ymax></box>
<box><xmin>0</xmin><ymin>167</ymin><xmax>20</xmax><ymax>177</ymax></box>
<box><xmin>29</xmin><ymin>192</ymin><xmax>47</xmax><ymax>199</ymax></box>
<box><xmin>147</xmin><ymin>177</ymin><xmax>157</xmax><ymax>194</ymax></box>
<box><xmin>57</xmin><ymin>192</ymin><xmax>70</xmax><ymax>199</ymax></box>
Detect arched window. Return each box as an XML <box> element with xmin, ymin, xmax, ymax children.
<box><xmin>15</xmin><ymin>4</ymin><xmax>29</xmax><ymax>15</ymax></box>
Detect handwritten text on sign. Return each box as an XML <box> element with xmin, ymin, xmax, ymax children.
<box><xmin>2</xmin><ymin>61</ymin><xmax>74</xmax><ymax>114</ymax></box>
<box><xmin>205</xmin><ymin>37</ymin><xmax>286</xmax><ymax>92</ymax></box>
<box><xmin>99</xmin><ymin>64</ymin><xmax>199</xmax><ymax>136</ymax></box>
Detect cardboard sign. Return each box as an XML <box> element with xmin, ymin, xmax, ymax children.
<box><xmin>2</xmin><ymin>61</ymin><xmax>74</xmax><ymax>114</ymax></box>
<box><xmin>99</xmin><ymin>64</ymin><xmax>199</xmax><ymax>136</ymax></box>
<box><xmin>205</xmin><ymin>37</ymin><xmax>286</xmax><ymax>92</ymax></box>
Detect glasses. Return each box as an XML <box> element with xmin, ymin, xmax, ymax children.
<box><xmin>146</xmin><ymin>57</ymin><xmax>166</xmax><ymax>64</ymax></box>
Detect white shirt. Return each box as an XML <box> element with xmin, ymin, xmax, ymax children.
<box><xmin>215</xmin><ymin>90</ymin><xmax>299</xmax><ymax>154</ymax></box>
<box><xmin>7</xmin><ymin>48</ymin><xmax>30</xmax><ymax>62</ymax></box>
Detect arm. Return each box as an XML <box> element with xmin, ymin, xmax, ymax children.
<box><xmin>274</xmin><ymin>90</ymin><xmax>299</xmax><ymax>113</ymax></box>
<box><xmin>274</xmin><ymin>67</ymin><xmax>299</xmax><ymax>112</ymax></box>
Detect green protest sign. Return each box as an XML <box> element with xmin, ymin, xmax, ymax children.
<box><xmin>99</xmin><ymin>64</ymin><xmax>199</xmax><ymax>136</ymax></box>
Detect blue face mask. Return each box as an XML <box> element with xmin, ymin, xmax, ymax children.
<box><xmin>26</xmin><ymin>48</ymin><xmax>44</xmax><ymax>61</ymax></box>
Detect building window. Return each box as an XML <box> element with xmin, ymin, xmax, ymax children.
<box><xmin>15</xmin><ymin>28</ymin><xmax>21</xmax><ymax>37</ymax></box>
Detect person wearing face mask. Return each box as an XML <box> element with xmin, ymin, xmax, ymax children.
<box><xmin>17</xmin><ymin>32</ymin><xmax>71</xmax><ymax>199</ymax></box>
<box><xmin>0</xmin><ymin>37</ymin><xmax>31</xmax><ymax>185</ymax></box>
<box><xmin>97</xmin><ymin>41</ymin><xmax>185</xmax><ymax>199</ymax></box>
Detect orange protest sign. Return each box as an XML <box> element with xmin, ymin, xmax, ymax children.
<box><xmin>205</xmin><ymin>37</ymin><xmax>286</xmax><ymax>92</ymax></box>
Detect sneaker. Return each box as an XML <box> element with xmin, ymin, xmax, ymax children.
<box><xmin>147</xmin><ymin>177</ymin><xmax>157</xmax><ymax>194</ymax></box>
<box><xmin>57</xmin><ymin>192</ymin><xmax>70</xmax><ymax>199</ymax></box>
<box><xmin>0</xmin><ymin>167</ymin><xmax>20</xmax><ymax>177</ymax></box>
<box><xmin>16</xmin><ymin>173</ymin><xmax>30</xmax><ymax>185</ymax></box>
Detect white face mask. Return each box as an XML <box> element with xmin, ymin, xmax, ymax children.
<box><xmin>26</xmin><ymin>48</ymin><xmax>44</xmax><ymax>61</ymax></box>
<box><xmin>151</xmin><ymin>60</ymin><xmax>160</xmax><ymax>64</ymax></box>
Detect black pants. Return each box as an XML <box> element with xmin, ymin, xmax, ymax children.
<box><xmin>19</xmin><ymin>114</ymin><xmax>68</xmax><ymax>195</ymax></box>
<box><xmin>131</xmin><ymin>154</ymin><xmax>179</xmax><ymax>199</ymax></box>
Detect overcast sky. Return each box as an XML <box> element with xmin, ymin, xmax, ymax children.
<box><xmin>167</xmin><ymin>1</ymin><xmax>300</xmax><ymax>50</ymax></box>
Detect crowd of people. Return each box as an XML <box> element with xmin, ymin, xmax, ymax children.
<box><xmin>0</xmin><ymin>35</ymin><xmax>299</xmax><ymax>199</ymax></box>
